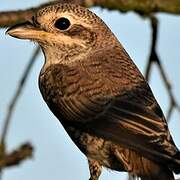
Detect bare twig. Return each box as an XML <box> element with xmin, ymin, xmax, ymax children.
<box><xmin>145</xmin><ymin>15</ymin><xmax>158</xmax><ymax>81</ymax></box>
<box><xmin>145</xmin><ymin>15</ymin><xmax>180</xmax><ymax>122</ymax></box>
<box><xmin>0</xmin><ymin>46</ymin><xmax>40</xmax><ymax>145</ymax></box>
<box><xmin>1</xmin><ymin>0</ymin><xmax>180</xmax><ymax>28</ymax></box>
<box><xmin>0</xmin><ymin>143</ymin><xmax>33</xmax><ymax>169</ymax></box>
<box><xmin>0</xmin><ymin>46</ymin><xmax>39</xmax><ymax>180</ymax></box>
<box><xmin>0</xmin><ymin>9</ymin><xmax>35</xmax><ymax>28</ymax></box>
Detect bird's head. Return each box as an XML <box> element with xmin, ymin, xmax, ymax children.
<box><xmin>7</xmin><ymin>3</ymin><xmax>116</xmax><ymax>66</ymax></box>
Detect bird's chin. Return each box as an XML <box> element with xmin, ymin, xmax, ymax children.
<box><xmin>6</xmin><ymin>21</ymin><xmax>44</xmax><ymax>41</ymax></box>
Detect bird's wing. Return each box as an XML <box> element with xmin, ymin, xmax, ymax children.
<box><xmin>47</xmin><ymin>47</ymin><xmax>180</xmax><ymax>170</ymax></box>
<box><xmin>66</xmin><ymin>48</ymin><xmax>180</xmax><ymax>167</ymax></box>
<box><xmin>86</xmin><ymin>96</ymin><xmax>178</xmax><ymax>163</ymax></box>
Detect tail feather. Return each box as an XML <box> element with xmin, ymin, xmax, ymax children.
<box><xmin>114</xmin><ymin>147</ymin><xmax>176</xmax><ymax>180</ymax></box>
<box><xmin>140</xmin><ymin>167</ymin><xmax>175</xmax><ymax>180</ymax></box>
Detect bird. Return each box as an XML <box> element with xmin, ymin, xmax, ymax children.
<box><xmin>6</xmin><ymin>2</ymin><xmax>180</xmax><ymax>180</ymax></box>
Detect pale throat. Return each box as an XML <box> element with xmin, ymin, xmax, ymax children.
<box><xmin>40</xmin><ymin>43</ymin><xmax>90</xmax><ymax>74</ymax></box>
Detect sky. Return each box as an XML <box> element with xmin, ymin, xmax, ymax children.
<box><xmin>0</xmin><ymin>1</ymin><xmax>180</xmax><ymax>180</ymax></box>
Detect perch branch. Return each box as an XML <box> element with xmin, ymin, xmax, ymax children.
<box><xmin>0</xmin><ymin>46</ymin><xmax>40</xmax><ymax>145</ymax></box>
<box><xmin>1</xmin><ymin>0</ymin><xmax>180</xmax><ymax>28</ymax></box>
<box><xmin>145</xmin><ymin>15</ymin><xmax>180</xmax><ymax>121</ymax></box>
<box><xmin>0</xmin><ymin>9</ymin><xmax>36</xmax><ymax>28</ymax></box>
<box><xmin>145</xmin><ymin>15</ymin><xmax>158</xmax><ymax>81</ymax></box>
<box><xmin>0</xmin><ymin>143</ymin><xmax>33</xmax><ymax>169</ymax></box>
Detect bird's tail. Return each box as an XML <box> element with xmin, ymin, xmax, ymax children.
<box><xmin>140</xmin><ymin>151</ymin><xmax>180</xmax><ymax>180</ymax></box>
<box><xmin>114</xmin><ymin>148</ymin><xmax>176</xmax><ymax>180</ymax></box>
<box><xmin>140</xmin><ymin>167</ymin><xmax>175</xmax><ymax>180</ymax></box>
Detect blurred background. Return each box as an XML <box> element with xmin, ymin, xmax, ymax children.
<box><xmin>0</xmin><ymin>1</ymin><xmax>180</xmax><ymax>180</ymax></box>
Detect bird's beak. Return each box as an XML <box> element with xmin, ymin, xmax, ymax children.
<box><xmin>6</xmin><ymin>21</ymin><xmax>43</xmax><ymax>40</ymax></box>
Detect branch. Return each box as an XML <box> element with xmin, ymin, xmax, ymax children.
<box><xmin>0</xmin><ymin>9</ymin><xmax>36</xmax><ymax>28</ymax></box>
<box><xmin>1</xmin><ymin>0</ymin><xmax>180</xmax><ymax>28</ymax></box>
<box><xmin>0</xmin><ymin>46</ymin><xmax>40</xmax><ymax>145</ymax></box>
<box><xmin>0</xmin><ymin>143</ymin><xmax>33</xmax><ymax>169</ymax></box>
<box><xmin>145</xmin><ymin>15</ymin><xmax>158</xmax><ymax>81</ymax></box>
<box><xmin>145</xmin><ymin>15</ymin><xmax>180</xmax><ymax>122</ymax></box>
<box><xmin>90</xmin><ymin>0</ymin><xmax>180</xmax><ymax>14</ymax></box>
<box><xmin>0</xmin><ymin>47</ymin><xmax>39</xmax><ymax>179</ymax></box>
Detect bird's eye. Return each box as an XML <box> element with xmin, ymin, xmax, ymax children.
<box><xmin>54</xmin><ymin>17</ymin><xmax>71</xmax><ymax>31</ymax></box>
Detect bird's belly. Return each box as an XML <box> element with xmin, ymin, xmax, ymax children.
<box><xmin>65</xmin><ymin>126</ymin><xmax>125</xmax><ymax>171</ymax></box>
<box><xmin>66</xmin><ymin>127</ymin><xmax>162</xmax><ymax>177</ymax></box>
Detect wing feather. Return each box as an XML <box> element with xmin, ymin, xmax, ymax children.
<box><xmin>42</xmin><ymin>48</ymin><xmax>180</xmax><ymax>171</ymax></box>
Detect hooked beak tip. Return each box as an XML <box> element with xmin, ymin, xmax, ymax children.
<box><xmin>6</xmin><ymin>21</ymin><xmax>38</xmax><ymax>39</ymax></box>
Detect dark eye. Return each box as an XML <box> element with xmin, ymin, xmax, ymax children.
<box><xmin>54</xmin><ymin>17</ymin><xmax>71</xmax><ymax>30</ymax></box>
